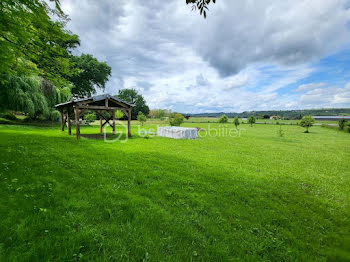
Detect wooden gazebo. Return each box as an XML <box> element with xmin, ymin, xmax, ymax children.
<box><xmin>55</xmin><ymin>94</ymin><xmax>134</xmax><ymax>139</ymax></box>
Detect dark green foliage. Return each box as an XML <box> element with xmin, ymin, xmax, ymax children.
<box><xmin>218</xmin><ymin>114</ymin><xmax>228</xmax><ymax>123</ymax></box>
<box><xmin>0</xmin><ymin>75</ymin><xmax>49</xmax><ymax>119</ymax></box>
<box><xmin>169</xmin><ymin>113</ymin><xmax>184</xmax><ymax>126</ymax></box>
<box><xmin>0</xmin><ymin>0</ymin><xmax>112</xmax><ymax>117</ymax></box>
<box><xmin>0</xmin><ymin>0</ymin><xmax>80</xmax><ymax>87</ymax></box>
<box><xmin>40</xmin><ymin>79</ymin><xmax>71</xmax><ymax>109</ymax></box>
<box><xmin>116</xmin><ymin>89</ymin><xmax>150</xmax><ymax>120</ymax></box>
<box><xmin>338</xmin><ymin>119</ymin><xmax>347</xmax><ymax>130</ymax></box>
<box><xmin>233</xmin><ymin>116</ymin><xmax>240</xmax><ymax>129</ymax></box>
<box><xmin>49</xmin><ymin>110</ymin><xmax>61</xmax><ymax>121</ymax></box>
<box><xmin>137</xmin><ymin>111</ymin><xmax>147</xmax><ymax>126</ymax></box>
<box><xmin>0</xmin><ymin>112</ymin><xmax>17</xmax><ymax>121</ymax></box>
<box><xmin>299</xmin><ymin>115</ymin><xmax>315</xmax><ymax>133</ymax></box>
<box><xmin>247</xmin><ymin>115</ymin><xmax>256</xmax><ymax>127</ymax></box>
<box><xmin>69</xmin><ymin>54</ymin><xmax>111</xmax><ymax>97</ymax></box>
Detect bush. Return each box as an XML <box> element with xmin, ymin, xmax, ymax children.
<box><xmin>115</xmin><ymin>110</ymin><xmax>124</xmax><ymax>120</ymax></box>
<box><xmin>84</xmin><ymin>113</ymin><xmax>97</xmax><ymax>121</ymax></box>
<box><xmin>50</xmin><ymin>110</ymin><xmax>61</xmax><ymax>121</ymax></box>
<box><xmin>0</xmin><ymin>112</ymin><xmax>17</xmax><ymax>121</ymax></box>
<box><xmin>218</xmin><ymin>115</ymin><xmax>228</xmax><ymax>123</ymax></box>
<box><xmin>233</xmin><ymin>116</ymin><xmax>240</xmax><ymax>129</ymax></box>
<box><xmin>338</xmin><ymin>119</ymin><xmax>347</xmax><ymax>130</ymax></box>
<box><xmin>0</xmin><ymin>118</ymin><xmax>11</xmax><ymax>124</ymax></box>
<box><xmin>299</xmin><ymin>115</ymin><xmax>315</xmax><ymax>133</ymax></box>
<box><xmin>137</xmin><ymin>111</ymin><xmax>147</xmax><ymax>126</ymax></box>
<box><xmin>247</xmin><ymin>115</ymin><xmax>256</xmax><ymax>127</ymax></box>
<box><xmin>169</xmin><ymin>113</ymin><xmax>184</xmax><ymax>126</ymax></box>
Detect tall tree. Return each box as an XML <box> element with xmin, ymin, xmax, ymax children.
<box><xmin>0</xmin><ymin>0</ymin><xmax>80</xmax><ymax>86</ymax></box>
<box><xmin>247</xmin><ymin>115</ymin><xmax>256</xmax><ymax>127</ymax></box>
<box><xmin>40</xmin><ymin>78</ymin><xmax>71</xmax><ymax>108</ymax></box>
<box><xmin>116</xmin><ymin>89</ymin><xmax>150</xmax><ymax>120</ymax></box>
<box><xmin>218</xmin><ymin>114</ymin><xmax>228</xmax><ymax>123</ymax></box>
<box><xmin>137</xmin><ymin>111</ymin><xmax>147</xmax><ymax>126</ymax></box>
<box><xmin>0</xmin><ymin>75</ymin><xmax>49</xmax><ymax>118</ymax></box>
<box><xmin>69</xmin><ymin>54</ymin><xmax>111</xmax><ymax>97</ymax></box>
<box><xmin>299</xmin><ymin>116</ymin><xmax>315</xmax><ymax>133</ymax></box>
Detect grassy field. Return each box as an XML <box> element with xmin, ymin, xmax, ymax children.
<box><xmin>0</xmin><ymin>123</ymin><xmax>349</xmax><ymax>261</ymax></box>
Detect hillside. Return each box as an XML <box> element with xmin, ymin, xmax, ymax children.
<box><xmin>186</xmin><ymin>108</ymin><xmax>350</xmax><ymax>119</ymax></box>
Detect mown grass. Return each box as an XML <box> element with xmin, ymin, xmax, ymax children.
<box><xmin>0</xmin><ymin>123</ymin><xmax>349</xmax><ymax>261</ymax></box>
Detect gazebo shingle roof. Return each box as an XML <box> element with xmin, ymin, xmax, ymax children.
<box><xmin>55</xmin><ymin>94</ymin><xmax>134</xmax><ymax>109</ymax></box>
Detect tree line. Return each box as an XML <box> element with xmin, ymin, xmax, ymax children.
<box><xmin>187</xmin><ymin>108</ymin><xmax>350</xmax><ymax>120</ymax></box>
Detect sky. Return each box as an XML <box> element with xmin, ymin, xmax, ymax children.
<box><xmin>59</xmin><ymin>0</ymin><xmax>350</xmax><ymax>113</ymax></box>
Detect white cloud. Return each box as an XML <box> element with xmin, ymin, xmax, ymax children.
<box><xmin>300</xmin><ymin>83</ymin><xmax>350</xmax><ymax>107</ymax></box>
<box><xmin>222</xmin><ymin>74</ymin><xmax>249</xmax><ymax>90</ymax></box>
<box><xmin>58</xmin><ymin>0</ymin><xmax>350</xmax><ymax>112</ymax></box>
<box><xmin>296</xmin><ymin>82</ymin><xmax>326</xmax><ymax>92</ymax></box>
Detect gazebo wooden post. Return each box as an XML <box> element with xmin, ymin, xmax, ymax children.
<box><xmin>74</xmin><ymin>107</ymin><xmax>80</xmax><ymax>139</ymax></box>
<box><xmin>127</xmin><ymin>109</ymin><xmax>131</xmax><ymax>137</ymax></box>
<box><xmin>61</xmin><ymin>111</ymin><xmax>65</xmax><ymax>131</ymax></box>
<box><xmin>112</xmin><ymin>110</ymin><xmax>116</xmax><ymax>135</ymax></box>
<box><xmin>67</xmin><ymin>112</ymin><xmax>71</xmax><ymax>135</ymax></box>
<box><xmin>56</xmin><ymin>94</ymin><xmax>134</xmax><ymax>139</ymax></box>
<box><xmin>99</xmin><ymin>113</ymin><xmax>103</xmax><ymax>133</ymax></box>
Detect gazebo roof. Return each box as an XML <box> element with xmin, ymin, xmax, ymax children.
<box><xmin>55</xmin><ymin>94</ymin><xmax>134</xmax><ymax>109</ymax></box>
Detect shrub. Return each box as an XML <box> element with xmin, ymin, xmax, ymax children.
<box><xmin>233</xmin><ymin>116</ymin><xmax>240</xmax><ymax>129</ymax></box>
<box><xmin>218</xmin><ymin>115</ymin><xmax>228</xmax><ymax>123</ymax></box>
<box><xmin>84</xmin><ymin>113</ymin><xmax>97</xmax><ymax>121</ymax></box>
<box><xmin>169</xmin><ymin>113</ymin><xmax>184</xmax><ymax>126</ymax></box>
<box><xmin>115</xmin><ymin>110</ymin><xmax>124</xmax><ymax>120</ymax></box>
<box><xmin>278</xmin><ymin>125</ymin><xmax>284</xmax><ymax>137</ymax></box>
<box><xmin>50</xmin><ymin>110</ymin><xmax>61</xmax><ymax>121</ymax></box>
<box><xmin>338</xmin><ymin>119</ymin><xmax>347</xmax><ymax>130</ymax></box>
<box><xmin>0</xmin><ymin>112</ymin><xmax>17</xmax><ymax>121</ymax></box>
<box><xmin>137</xmin><ymin>111</ymin><xmax>147</xmax><ymax>126</ymax></box>
<box><xmin>299</xmin><ymin>115</ymin><xmax>315</xmax><ymax>133</ymax></box>
<box><xmin>0</xmin><ymin>118</ymin><xmax>10</xmax><ymax>124</ymax></box>
<box><xmin>247</xmin><ymin>115</ymin><xmax>256</xmax><ymax>127</ymax></box>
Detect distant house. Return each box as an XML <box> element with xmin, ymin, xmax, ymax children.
<box><xmin>312</xmin><ymin>116</ymin><xmax>350</xmax><ymax>121</ymax></box>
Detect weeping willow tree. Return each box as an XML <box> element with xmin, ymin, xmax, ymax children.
<box><xmin>0</xmin><ymin>75</ymin><xmax>49</xmax><ymax>119</ymax></box>
<box><xmin>40</xmin><ymin>78</ymin><xmax>71</xmax><ymax>108</ymax></box>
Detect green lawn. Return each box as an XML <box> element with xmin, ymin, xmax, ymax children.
<box><xmin>0</xmin><ymin>123</ymin><xmax>349</xmax><ymax>261</ymax></box>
